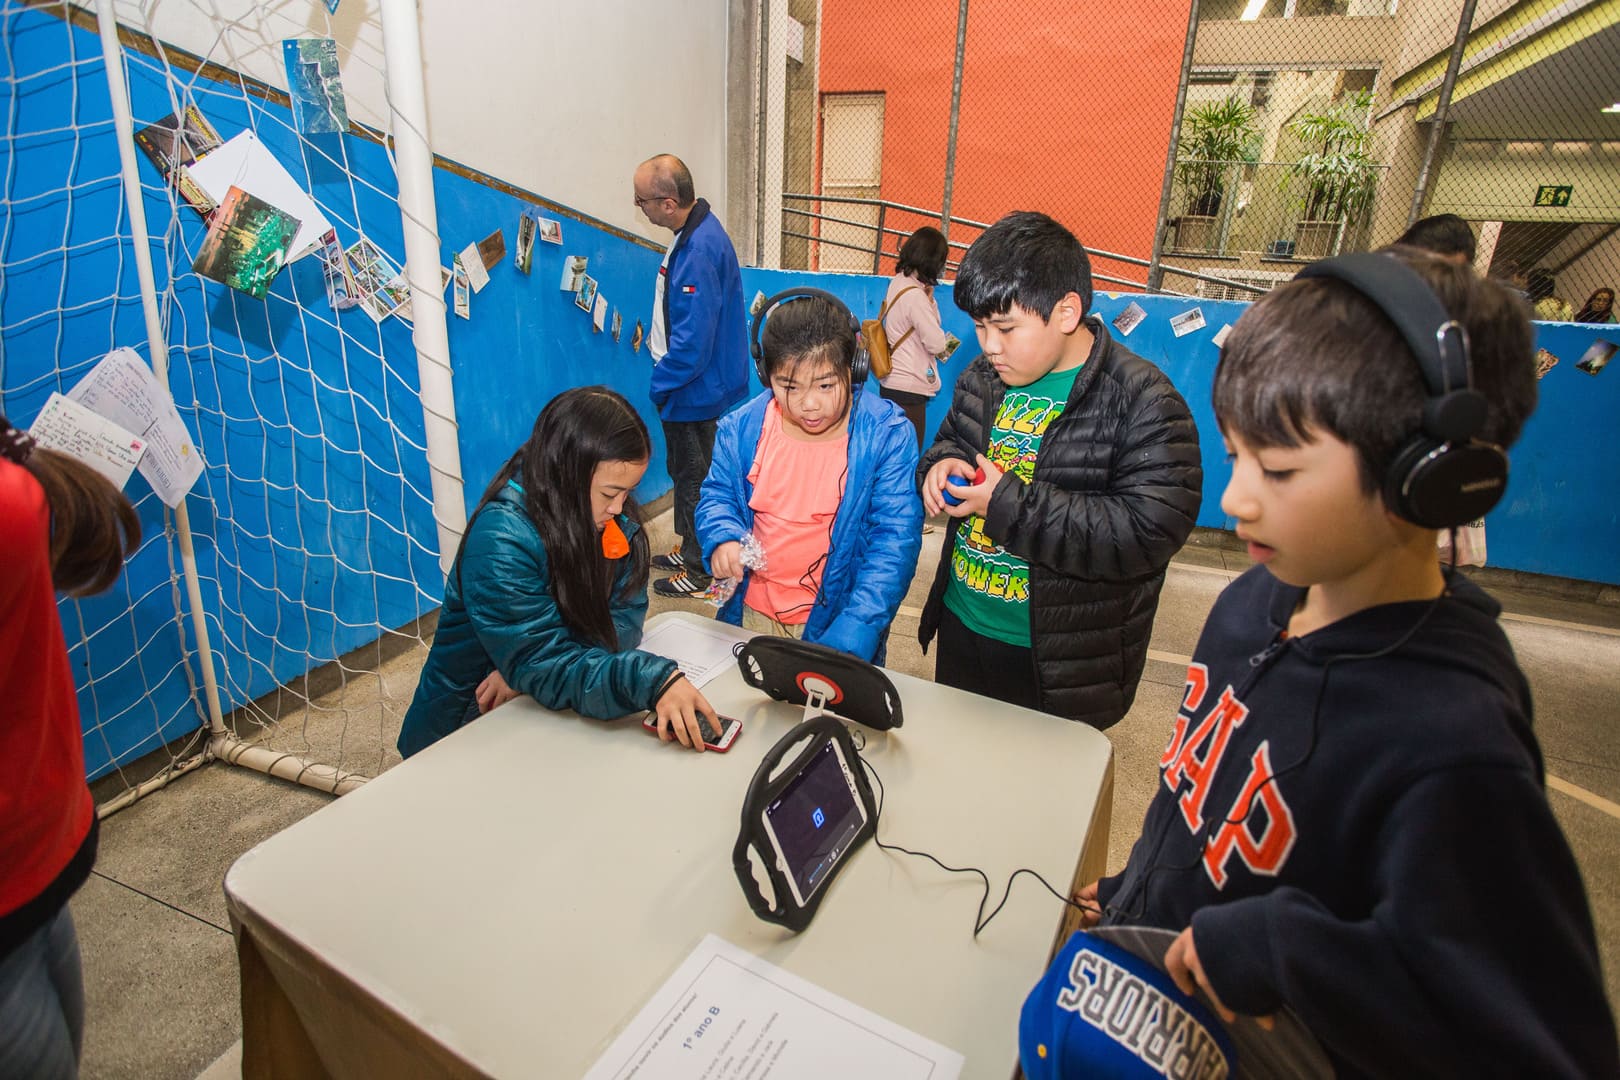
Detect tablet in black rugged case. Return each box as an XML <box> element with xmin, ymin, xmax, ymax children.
<box><xmin>734</xmin><ymin>636</ymin><xmax>903</xmax><ymax>730</ymax></box>
<box><xmin>733</xmin><ymin>716</ymin><xmax>879</xmax><ymax>932</ymax></box>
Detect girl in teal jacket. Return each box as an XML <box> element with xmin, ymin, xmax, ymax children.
<box><xmin>398</xmin><ymin>387</ymin><xmax>719</xmax><ymax>757</ymax></box>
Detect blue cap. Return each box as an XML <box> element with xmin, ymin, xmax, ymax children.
<box><xmin>1019</xmin><ymin>930</ymin><xmax>1234</xmax><ymax>1080</ymax></box>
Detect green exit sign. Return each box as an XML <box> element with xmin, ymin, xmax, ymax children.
<box><xmin>1535</xmin><ymin>185</ymin><xmax>1573</xmax><ymax>207</ymax></box>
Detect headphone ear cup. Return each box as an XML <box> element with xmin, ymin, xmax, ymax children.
<box><xmin>1384</xmin><ymin>436</ymin><xmax>1508</xmax><ymax>529</ymax></box>
<box><xmin>750</xmin><ymin>314</ymin><xmax>767</xmax><ymax>386</ymax></box>
<box><xmin>849</xmin><ymin>315</ymin><xmax>870</xmax><ymax>387</ymax></box>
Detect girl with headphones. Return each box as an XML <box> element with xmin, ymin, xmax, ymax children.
<box><xmin>396</xmin><ymin>387</ymin><xmax>721</xmax><ymax>757</ymax></box>
<box><xmin>695</xmin><ymin>291</ymin><xmax>922</xmax><ymax>662</ymax></box>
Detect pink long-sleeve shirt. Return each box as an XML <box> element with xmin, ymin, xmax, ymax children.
<box><xmin>877</xmin><ymin>272</ymin><xmax>951</xmax><ymax>396</ymax></box>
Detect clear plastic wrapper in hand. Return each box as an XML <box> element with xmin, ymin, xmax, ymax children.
<box><xmin>703</xmin><ymin>532</ymin><xmax>766</xmax><ymax>607</ymax></box>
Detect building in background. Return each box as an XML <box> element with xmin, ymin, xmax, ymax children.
<box><xmin>769</xmin><ymin>0</ymin><xmax>1193</xmax><ymax>287</ymax></box>
<box><xmin>1157</xmin><ymin>0</ymin><xmax>1619</xmax><ymax>300</ymax></box>
<box><xmin>748</xmin><ymin>0</ymin><xmax>1618</xmax><ymax>307</ymax></box>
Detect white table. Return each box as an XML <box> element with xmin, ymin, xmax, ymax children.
<box><xmin>226</xmin><ymin>612</ymin><xmax>1114</xmax><ymax>1079</ymax></box>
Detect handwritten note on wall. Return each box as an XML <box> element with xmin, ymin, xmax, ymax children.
<box><xmin>28</xmin><ymin>393</ymin><xmax>147</xmax><ymax>489</ymax></box>
<box><xmin>67</xmin><ymin>347</ymin><xmax>203</xmax><ymax>507</ymax></box>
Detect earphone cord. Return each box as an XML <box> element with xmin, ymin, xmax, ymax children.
<box><xmin>1103</xmin><ymin>536</ymin><xmax>1461</xmax><ymax>924</ymax></box>
<box><xmin>770</xmin><ymin>448</ymin><xmax>851</xmax><ymax>625</ymax></box>
<box><xmin>852</xmin><ymin>737</ymin><xmax>1101</xmax><ymax>936</ymax></box>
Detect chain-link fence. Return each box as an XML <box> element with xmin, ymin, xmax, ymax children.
<box><xmin>746</xmin><ymin>0</ymin><xmax>1620</xmax><ymax>312</ymax></box>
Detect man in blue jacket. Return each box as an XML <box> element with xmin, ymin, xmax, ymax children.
<box><xmin>633</xmin><ymin>154</ymin><xmax>750</xmax><ymax>597</ymax></box>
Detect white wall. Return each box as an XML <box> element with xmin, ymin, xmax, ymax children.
<box><xmin>1547</xmin><ymin>228</ymin><xmax>1620</xmax><ymax>314</ymax></box>
<box><xmin>113</xmin><ymin>0</ymin><xmax>731</xmax><ymax>242</ymax></box>
<box><xmin>1427</xmin><ymin>139</ymin><xmax>1620</xmax><ymax>224</ymax></box>
<box><xmin>1391</xmin><ymin>0</ymin><xmax>1516</xmax><ymax>79</ymax></box>
<box><xmin>417</xmin><ymin>2</ymin><xmax>730</xmax><ymax>240</ymax></box>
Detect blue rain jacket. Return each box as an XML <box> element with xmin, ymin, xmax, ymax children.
<box><xmin>695</xmin><ymin>390</ymin><xmax>922</xmax><ymax>663</ymax></box>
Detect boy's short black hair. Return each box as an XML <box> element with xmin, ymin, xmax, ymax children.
<box><xmin>759</xmin><ymin>295</ymin><xmax>857</xmax><ymax>385</ymax></box>
<box><xmin>953</xmin><ymin>211</ymin><xmax>1092</xmax><ymax>322</ymax></box>
<box><xmin>896</xmin><ymin>226</ymin><xmax>950</xmax><ymax>286</ymax></box>
<box><xmin>1394</xmin><ymin>213</ymin><xmax>1476</xmax><ymax>263</ymax></box>
<box><xmin>1213</xmin><ymin>246</ymin><xmax>1536</xmax><ymax>498</ymax></box>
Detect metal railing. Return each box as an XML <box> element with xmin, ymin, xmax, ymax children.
<box><xmin>780</xmin><ymin>193</ymin><xmax>974</xmax><ymax>275</ymax></box>
<box><xmin>780</xmin><ymin>192</ymin><xmax>1275</xmax><ymax>297</ymax></box>
<box><xmin>1162</xmin><ymin>160</ymin><xmax>1391</xmax><ymax>261</ymax></box>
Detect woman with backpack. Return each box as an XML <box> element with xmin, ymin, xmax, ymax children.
<box><xmin>876</xmin><ymin>227</ymin><xmax>955</xmax><ymax>450</ymax></box>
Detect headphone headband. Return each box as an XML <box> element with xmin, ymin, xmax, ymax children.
<box><xmin>1292</xmin><ymin>251</ymin><xmax>1504</xmax><ymax>528</ymax></box>
<box><xmin>1295</xmin><ymin>252</ymin><xmax>1485</xmax><ymax>443</ymax></box>
<box><xmin>749</xmin><ymin>287</ymin><xmax>870</xmax><ymax>387</ymax></box>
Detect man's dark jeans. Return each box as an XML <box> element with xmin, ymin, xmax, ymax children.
<box><xmin>661</xmin><ymin>418</ymin><xmax>717</xmax><ymax>579</ymax></box>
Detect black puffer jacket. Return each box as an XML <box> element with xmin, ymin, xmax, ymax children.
<box><xmin>917</xmin><ymin>318</ymin><xmax>1202</xmax><ymax>728</ymax></box>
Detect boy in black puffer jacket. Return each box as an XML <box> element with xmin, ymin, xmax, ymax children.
<box><xmin>917</xmin><ymin>211</ymin><xmax>1202</xmax><ymax>729</ymax></box>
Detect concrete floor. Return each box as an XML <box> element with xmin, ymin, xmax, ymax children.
<box><xmin>70</xmin><ymin>512</ymin><xmax>1620</xmax><ymax>1078</ymax></box>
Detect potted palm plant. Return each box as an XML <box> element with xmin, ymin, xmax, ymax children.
<box><xmin>1172</xmin><ymin>96</ymin><xmax>1258</xmax><ymax>253</ymax></box>
<box><xmin>1286</xmin><ymin>89</ymin><xmax>1378</xmax><ymax>259</ymax></box>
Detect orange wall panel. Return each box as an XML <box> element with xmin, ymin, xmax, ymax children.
<box><xmin>819</xmin><ymin>1</ymin><xmax>1191</xmax><ymax>275</ymax></box>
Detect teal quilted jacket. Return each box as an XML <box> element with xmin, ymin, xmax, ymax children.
<box><xmin>397</xmin><ymin>482</ymin><xmax>677</xmax><ymax>757</ymax></box>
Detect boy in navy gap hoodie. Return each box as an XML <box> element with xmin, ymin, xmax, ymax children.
<box><xmin>1069</xmin><ymin>249</ymin><xmax>1616</xmax><ymax>1077</ymax></box>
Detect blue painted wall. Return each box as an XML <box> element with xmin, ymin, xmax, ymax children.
<box><xmin>6</xmin><ymin>10</ymin><xmax>1617</xmax><ymax>778</ymax></box>
<box><xmin>742</xmin><ymin>268</ymin><xmax>1620</xmax><ymax>587</ymax></box>
<box><xmin>2</xmin><ymin>9</ymin><xmax>676</xmax><ymax>776</ymax></box>
<box><xmin>432</xmin><ymin>168</ymin><xmax>672</xmax><ymax>517</ymax></box>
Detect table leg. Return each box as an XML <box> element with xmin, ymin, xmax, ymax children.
<box><xmin>233</xmin><ymin>911</ymin><xmax>484</xmax><ymax>1078</ymax></box>
<box><xmin>238</xmin><ymin>926</ymin><xmax>331</xmax><ymax>1080</ymax></box>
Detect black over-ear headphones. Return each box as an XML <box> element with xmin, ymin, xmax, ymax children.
<box><xmin>1294</xmin><ymin>252</ymin><xmax>1507</xmax><ymax>529</ymax></box>
<box><xmin>748</xmin><ymin>287</ymin><xmax>870</xmax><ymax>388</ymax></box>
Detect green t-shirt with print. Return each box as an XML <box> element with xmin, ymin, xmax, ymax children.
<box><xmin>942</xmin><ymin>364</ymin><xmax>1081</xmax><ymax>647</ymax></box>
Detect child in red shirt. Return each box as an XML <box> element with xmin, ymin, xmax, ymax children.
<box><xmin>1</xmin><ymin>415</ymin><xmax>139</xmax><ymax>1078</ymax></box>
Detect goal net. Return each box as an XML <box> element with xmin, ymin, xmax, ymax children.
<box><xmin>0</xmin><ymin>0</ymin><xmax>461</xmax><ymax>807</ymax></box>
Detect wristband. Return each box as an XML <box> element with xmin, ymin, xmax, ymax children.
<box><xmin>650</xmin><ymin>668</ymin><xmax>686</xmax><ymax>709</ymax></box>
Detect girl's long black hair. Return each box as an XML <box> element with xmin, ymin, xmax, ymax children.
<box><xmin>454</xmin><ymin>386</ymin><xmax>651</xmax><ymax>649</ymax></box>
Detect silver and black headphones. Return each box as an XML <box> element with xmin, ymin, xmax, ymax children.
<box><xmin>1295</xmin><ymin>252</ymin><xmax>1508</xmax><ymax>530</ymax></box>
<box><xmin>748</xmin><ymin>287</ymin><xmax>870</xmax><ymax>388</ymax></box>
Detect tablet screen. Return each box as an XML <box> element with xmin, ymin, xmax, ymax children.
<box><xmin>763</xmin><ymin>740</ymin><xmax>865</xmax><ymax>902</ymax></box>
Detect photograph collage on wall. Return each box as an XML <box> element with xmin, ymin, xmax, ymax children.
<box><xmin>438</xmin><ymin>204</ymin><xmax>644</xmax><ymax>358</ymax></box>
<box><xmin>192</xmin><ymin>186</ymin><xmax>301</xmax><ymax>300</ymax></box>
<box><xmin>133</xmin><ymin>105</ymin><xmax>222</xmax><ymax>217</ymax></box>
<box><xmin>345</xmin><ymin>238</ymin><xmax>410</xmax><ymax>322</ymax></box>
<box><xmin>283</xmin><ymin>38</ymin><xmax>349</xmax><ymax>135</ymax></box>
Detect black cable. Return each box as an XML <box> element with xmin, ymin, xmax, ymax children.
<box><xmin>768</xmin><ymin>411</ymin><xmax>852</xmax><ymax>626</ymax></box>
<box><xmin>856</xmin><ymin>747</ymin><xmax>1103</xmax><ymax>937</ymax></box>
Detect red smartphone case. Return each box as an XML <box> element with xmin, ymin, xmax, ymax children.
<box><xmin>642</xmin><ymin>713</ymin><xmax>741</xmax><ymax>751</ymax></box>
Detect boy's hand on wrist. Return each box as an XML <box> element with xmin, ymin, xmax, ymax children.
<box><xmin>1072</xmin><ymin>880</ymin><xmax>1102</xmax><ymax>928</ymax></box>
<box><xmin>1164</xmin><ymin>925</ymin><xmax>1275</xmax><ymax>1031</ymax></box>
<box><xmin>922</xmin><ymin>457</ymin><xmax>974</xmax><ymax>516</ymax></box>
<box><xmin>946</xmin><ymin>453</ymin><xmax>1003</xmax><ymax>518</ymax></box>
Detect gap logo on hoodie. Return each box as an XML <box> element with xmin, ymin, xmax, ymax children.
<box><xmin>1160</xmin><ymin>662</ymin><xmax>1299</xmax><ymax>889</ymax></box>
